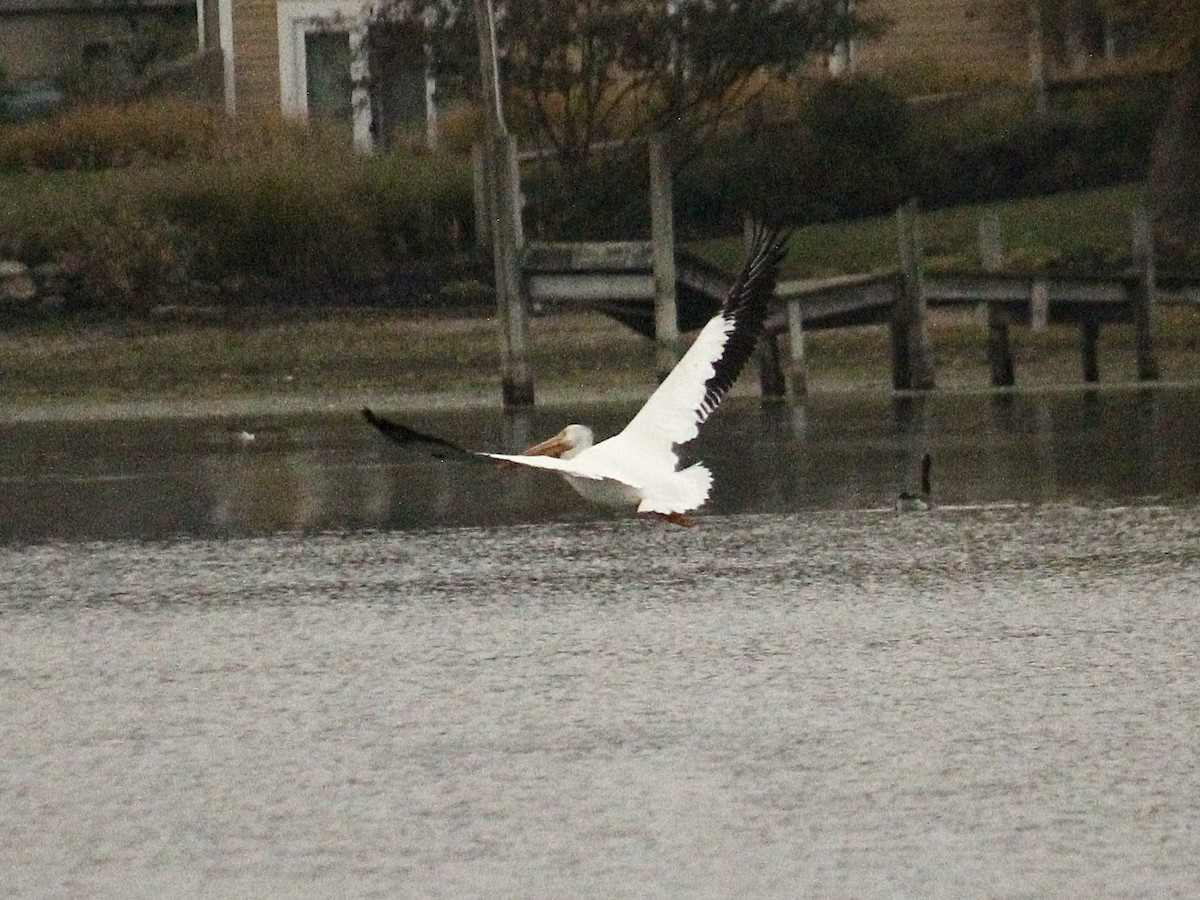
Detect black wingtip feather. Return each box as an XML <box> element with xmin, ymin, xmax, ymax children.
<box><xmin>698</xmin><ymin>224</ymin><xmax>791</xmax><ymax>417</ymax></box>
<box><xmin>362</xmin><ymin>408</ymin><xmax>473</xmax><ymax>460</ymax></box>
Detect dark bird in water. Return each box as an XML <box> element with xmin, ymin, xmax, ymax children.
<box><xmin>364</xmin><ymin>225</ymin><xmax>791</xmax><ymax>526</ymax></box>
<box><xmin>895</xmin><ymin>453</ymin><xmax>932</xmax><ymax>512</ymax></box>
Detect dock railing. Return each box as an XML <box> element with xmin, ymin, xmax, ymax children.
<box><xmin>764</xmin><ymin>205</ymin><xmax>1186</xmax><ymax>400</ymax></box>
<box><xmin>477</xmin><ymin>136</ymin><xmax>1195</xmax><ymax>406</ymax></box>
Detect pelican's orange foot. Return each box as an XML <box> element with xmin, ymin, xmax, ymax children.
<box><xmin>651</xmin><ymin>511</ymin><xmax>696</xmax><ymax>528</ymax></box>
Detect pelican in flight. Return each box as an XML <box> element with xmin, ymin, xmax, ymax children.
<box><xmin>364</xmin><ymin>225</ymin><xmax>791</xmax><ymax>526</ymax></box>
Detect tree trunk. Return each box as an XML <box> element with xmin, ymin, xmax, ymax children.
<box><xmin>1148</xmin><ymin>44</ymin><xmax>1200</xmax><ymax>262</ymax></box>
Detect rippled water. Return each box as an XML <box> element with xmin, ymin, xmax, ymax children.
<box><xmin>3</xmin><ymin>387</ymin><xmax>1200</xmax><ymax>541</ymax></box>
<box><xmin>3</xmin><ymin>388</ymin><xmax>1200</xmax><ymax>897</ymax></box>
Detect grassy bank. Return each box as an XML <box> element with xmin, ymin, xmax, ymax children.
<box><xmin>700</xmin><ymin>183</ymin><xmax>1149</xmax><ymax>277</ymax></box>
<box><xmin>4</xmin><ymin>304</ymin><xmax>1200</xmax><ymax>420</ymax></box>
<box><xmin>0</xmin><ymin>310</ymin><xmax>657</xmax><ymax>413</ymax></box>
<box><xmin>4</xmin><ymin>181</ymin><xmax>1200</xmax><ymax>418</ymax></box>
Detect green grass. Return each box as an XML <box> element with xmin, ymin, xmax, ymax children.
<box><xmin>0</xmin><ymin>310</ymin><xmax>657</xmax><ymax>407</ymax></box>
<box><xmin>695</xmin><ymin>183</ymin><xmax>1148</xmax><ymax>278</ymax></box>
<box><xmin>4</xmin><ymin>181</ymin><xmax>1200</xmax><ymax>412</ymax></box>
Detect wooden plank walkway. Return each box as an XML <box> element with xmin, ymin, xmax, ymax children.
<box><xmin>526</xmin><ymin>239</ymin><xmax>1200</xmax><ymax>400</ymax></box>
<box><xmin>479</xmin><ymin>134</ymin><xmax>1195</xmax><ymax>405</ymax></box>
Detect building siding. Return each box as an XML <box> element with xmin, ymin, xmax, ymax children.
<box><xmin>232</xmin><ymin>0</ymin><xmax>281</xmax><ymax>111</ymax></box>
<box><xmin>222</xmin><ymin>2</ymin><xmax>1139</xmax><ymax>117</ymax></box>
<box><xmin>0</xmin><ymin>6</ymin><xmax>198</xmax><ymax>82</ymax></box>
<box><xmin>857</xmin><ymin>0</ymin><xmax>1030</xmax><ymax>82</ymax></box>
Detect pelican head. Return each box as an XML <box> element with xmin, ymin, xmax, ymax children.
<box><xmin>521</xmin><ymin>424</ymin><xmax>594</xmax><ymax>460</ymax></box>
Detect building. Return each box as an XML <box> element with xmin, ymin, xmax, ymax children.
<box><xmin>838</xmin><ymin>0</ymin><xmax>1141</xmax><ymax>86</ymax></box>
<box><xmin>0</xmin><ymin>0</ymin><xmax>198</xmax><ymax>90</ymax></box>
<box><xmin>188</xmin><ymin>1</ymin><xmax>1150</xmax><ymax>153</ymax></box>
<box><xmin>198</xmin><ymin>0</ymin><xmax>435</xmax><ymax>152</ymax></box>
<box><xmin>4</xmin><ymin>2</ymin><xmax>1142</xmax><ymax>146</ymax></box>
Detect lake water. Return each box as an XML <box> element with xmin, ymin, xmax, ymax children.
<box><xmin>2</xmin><ymin>387</ymin><xmax>1199</xmax><ymax>897</ymax></box>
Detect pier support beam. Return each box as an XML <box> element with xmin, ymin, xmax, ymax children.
<box><xmin>892</xmin><ymin>200</ymin><xmax>936</xmax><ymax>391</ymax></box>
<box><xmin>979</xmin><ymin>213</ymin><xmax>1014</xmax><ymax>387</ymax></box>
<box><xmin>741</xmin><ymin>217</ymin><xmax>792</xmax><ymax>399</ymax></box>
<box><xmin>1081</xmin><ymin>317</ymin><xmax>1100</xmax><ymax>382</ymax></box>
<box><xmin>473</xmin><ymin>0</ymin><xmax>534</xmax><ymax>406</ymax></box>
<box><xmin>987</xmin><ymin>307</ymin><xmax>1015</xmax><ymax>387</ymax></box>
<box><xmin>784</xmin><ymin>297</ymin><xmax>808</xmax><ymax>401</ymax></box>
<box><xmin>1132</xmin><ymin>211</ymin><xmax>1160</xmax><ymax>382</ymax></box>
<box><xmin>489</xmin><ymin>134</ymin><xmax>534</xmax><ymax>406</ymax></box>
<box><xmin>757</xmin><ymin>333</ymin><xmax>787</xmax><ymax>397</ymax></box>
<box><xmin>649</xmin><ymin>137</ymin><xmax>680</xmax><ymax>381</ymax></box>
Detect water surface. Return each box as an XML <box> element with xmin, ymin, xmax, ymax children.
<box><xmin>2</xmin><ymin>387</ymin><xmax>1199</xmax><ymax>897</ymax></box>
<box><xmin>2</xmin><ymin>386</ymin><xmax>1198</xmax><ymax>541</ymax></box>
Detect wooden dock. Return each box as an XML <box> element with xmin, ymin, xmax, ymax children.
<box><xmin>477</xmin><ymin>137</ymin><xmax>1198</xmax><ymax>405</ymax></box>
<box><xmin>759</xmin><ymin>205</ymin><xmax>1196</xmax><ymax>398</ymax></box>
<box><xmin>523</xmin><ymin>206</ymin><xmax>1197</xmax><ymax>401</ymax></box>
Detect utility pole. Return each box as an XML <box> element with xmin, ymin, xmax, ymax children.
<box><xmin>473</xmin><ymin>0</ymin><xmax>533</xmax><ymax>406</ymax></box>
<box><xmin>1027</xmin><ymin>0</ymin><xmax>1048</xmax><ymax>116</ymax></box>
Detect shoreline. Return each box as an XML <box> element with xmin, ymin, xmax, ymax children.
<box><xmin>4</xmin><ymin>306</ymin><xmax>1200</xmax><ymax>424</ymax></box>
<box><xmin>5</xmin><ymin>376</ymin><xmax>1199</xmax><ymax>425</ymax></box>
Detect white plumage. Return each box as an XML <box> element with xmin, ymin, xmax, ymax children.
<box><xmin>364</xmin><ymin>225</ymin><xmax>790</xmax><ymax>525</ymax></box>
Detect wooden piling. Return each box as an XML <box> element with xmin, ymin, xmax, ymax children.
<box><xmin>649</xmin><ymin>137</ymin><xmax>680</xmax><ymax>381</ymax></box>
<box><xmin>741</xmin><ymin>217</ymin><xmax>791</xmax><ymax>398</ymax></box>
<box><xmin>1131</xmin><ymin>211</ymin><xmax>1160</xmax><ymax>381</ymax></box>
<box><xmin>893</xmin><ymin>200</ymin><xmax>935</xmax><ymax>390</ymax></box>
<box><xmin>979</xmin><ymin>213</ymin><xmax>1014</xmax><ymax>387</ymax></box>
<box><xmin>1081</xmin><ymin>317</ymin><xmax>1100</xmax><ymax>382</ymax></box>
<box><xmin>471</xmin><ymin>144</ymin><xmax>490</xmax><ymax>249</ymax></box>
<box><xmin>757</xmin><ymin>333</ymin><xmax>787</xmax><ymax>397</ymax></box>
<box><xmin>490</xmin><ymin>134</ymin><xmax>534</xmax><ymax>406</ymax></box>
<box><xmin>1030</xmin><ymin>279</ymin><xmax>1049</xmax><ymax>332</ymax></box>
<box><xmin>784</xmin><ymin>297</ymin><xmax>808</xmax><ymax>400</ymax></box>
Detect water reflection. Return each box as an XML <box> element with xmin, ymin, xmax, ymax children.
<box><xmin>2</xmin><ymin>386</ymin><xmax>1200</xmax><ymax>543</ymax></box>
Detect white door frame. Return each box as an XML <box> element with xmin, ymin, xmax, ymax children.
<box><xmin>277</xmin><ymin>0</ymin><xmax>373</xmax><ymax>152</ymax></box>
<box><xmin>216</xmin><ymin>0</ymin><xmax>236</xmax><ymax>114</ymax></box>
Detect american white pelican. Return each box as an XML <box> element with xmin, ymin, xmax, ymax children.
<box><xmin>895</xmin><ymin>453</ymin><xmax>932</xmax><ymax>512</ymax></box>
<box><xmin>364</xmin><ymin>225</ymin><xmax>791</xmax><ymax>526</ymax></box>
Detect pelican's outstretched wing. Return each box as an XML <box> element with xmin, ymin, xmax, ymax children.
<box><xmin>363</xmin><ymin>408</ymin><xmax>609</xmax><ymax>480</ymax></box>
<box><xmin>617</xmin><ymin>224</ymin><xmax>791</xmax><ymax>452</ymax></box>
<box><xmin>362</xmin><ymin>408</ymin><xmax>479</xmax><ymax>461</ymax></box>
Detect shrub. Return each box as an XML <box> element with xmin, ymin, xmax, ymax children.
<box><xmin>522</xmin><ymin>150</ymin><xmax>654</xmax><ymax>240</ymax></box>
<box><xmin>0</xmin><ymin>99</ymin><xmax>356</xmax><ymax>173</ymax></box>
<box><xmin>0</xmin><ymin>100</ymin><xmax>222</xmax><ymax>170</ymax></box>
<box><xmin>0</xmin><ymin>146</ymin><xmax>475</xmax><ymax>312</ymax></box>
<box><xmin>359</xmin><ymin>152</ymin><xmax>477</xmax><ymax>256</ymax></box>
<box><xmin>57</xmin><ymin>199</ymin><xmax>192</xmax><ymax>313</ymax></box>
<box><xmin>150</xmin><ymin>157</ymin><xmax>378</xmax><ymax>294</ymax></box>
<box><xmin>911</xmin><ymin>77</ymin><xmax>1166</xmax><ymax>208</ymax></box>
<box><xmin>0</xmin><ymin>173</ymin><xmax>190</xmax><ymax>312</ymax></box>
<box><xmin>672</xmin><ymin>76</ymin><xmax>919</xmax><ymax>236</ymax></box>
<box><xmin>144</xmin><ymin>149</ymin><xmax>475</xmax><ymax>301</ymax></box>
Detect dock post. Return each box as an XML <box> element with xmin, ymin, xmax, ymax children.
<box><xmin>649</xmin><ymin>136</ymin><xmax>681</xmax><ymax>381</ymax></box>
<box><xmin>894</xmin><ymin>199</ymin><xmax>935</xmax><ymax>390</ymax></box>
<box><xmin>1132</xmin><ymin>211</ymin><xmax>1160</xmax><ymax>381</ymax></box>
<box><xmin>784</xmin><ymin>297</ymin><xmax>808</xmax><ymax>400</ymax></box>
<box><xmin>1030</xmin><ymin>279</ymin><xmax>1050</xmax><ymax>332</ymax></box>
<box><xmin>491</xmin><ymin>134</ymin><xmax>534</xmax><ymax>406</ymax></box>
<box><xmin>1081</xmin><ymin>318</ymin><xmax>1100</xmax><ymax>382</ymax></box>
<box><xmin>742</xmin><ymin>216</ymin><xmax>788</xmax><ymax>397</ymax></box>
<box><xmin>471</xmin><ymin>143</ymin><xmax>491</xmax><ymax>249</ymax></box>
<box><xmin>757</xmin><ymin>333</ymin><xmax>787</xmax><ymax>397</ymax></box>
<box><xmin>890</xmin><ymin>307</ymin><xmax>911</xmax><ymax>391</ymax></box>
<box><xmin>979</xmin><ymin>213</ymin><xmax>1015</xmax><ymax>386</ymax></box>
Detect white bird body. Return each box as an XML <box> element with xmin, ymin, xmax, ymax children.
<box><xmin>487</xmin><ymin>424</ymin><xmax>713</xmax><ymax>514</ymax></box>
<box><xmin>364</xmin><ymin>226</ymin><xmax>789</xmax><ymax>525</ymax></box>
